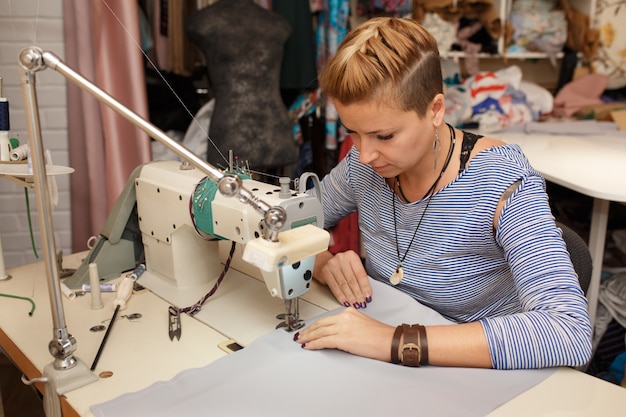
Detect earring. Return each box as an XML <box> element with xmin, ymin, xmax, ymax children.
<box><xmin>432</xmin><ymin>127</ymin><xmax>440</xmax><ymax>171</ymax></box>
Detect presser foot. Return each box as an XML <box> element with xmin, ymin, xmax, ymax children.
<box><xmin>275</xmin><ymin>297</ymin><xmax>305</xmax><ymax>332</ymax></box>
<box><xmin>275</xmin><ymin>313</ymin><xmax>305</xmax><ymax>332</ymax></box>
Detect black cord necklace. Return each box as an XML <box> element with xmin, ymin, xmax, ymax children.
<box><xmin>390</xmin><ymin>124</ymin><xmax>456</xmax><ymax>285</ymax></box>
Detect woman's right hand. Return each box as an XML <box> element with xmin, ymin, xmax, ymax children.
<box><xmin>314</xmin><ymin>250</ymin><xmax>372</xmax><ymax>309</ymax></box>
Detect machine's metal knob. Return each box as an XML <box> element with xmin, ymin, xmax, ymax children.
<box><xmin>265</xmin><ymin>207</ymin><xmax>286</xmax><ymax>231</ymax></box>
<box><xmin>218</xmin><ymin>174</ymin><xmax>241</xmax><ymax>197</ymax></box>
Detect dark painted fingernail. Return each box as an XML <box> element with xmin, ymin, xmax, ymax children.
<box><xmin>366</xmin><ymin>295</ymin><xmax>372</xmax><ymax>303</ymax></box>
<box><xmin>353</xmin><ymin>302</ymin><xmax>360</xmax><ymax>309</ymax></box>
<box><xmin>360</xmin><ymin>302</ymin><xmax>367</xmax><ymax>309</ymax></box>
<box><xmin>293</xmin><ymin>332</ymin><xmax>300</xmax><ymax>341</ymax></box>
<box><xmin>343</xmin><ymin>301</ymin><xmax>350</xmax><ymax>307</ymax></box>
<box><xmin>301</xmin><ymin>343</ymin><xmax>306</xmax><ymax>349</ymax></box>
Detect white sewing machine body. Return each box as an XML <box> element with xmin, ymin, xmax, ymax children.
<box><xmin>133</xmin><ymin>160</ymin><xmax>329</xmax><ymax>336</ymax></box>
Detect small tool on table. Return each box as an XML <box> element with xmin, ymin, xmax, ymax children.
<box><xmin>168</xmin><ymin>306</ymin><xmax>181</xmax><ymax>341</ymax></box>
<box><xmin>90</xmin><ymin>264</ymin><xmax>146</xmax><ymax>371</ymax></box>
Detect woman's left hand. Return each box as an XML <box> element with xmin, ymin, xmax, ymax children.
<box><xmin>294</xmin><ymin>307</ymin><xmax>395</xmax><ymax>362</ymax></box>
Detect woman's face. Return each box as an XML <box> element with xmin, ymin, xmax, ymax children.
<box><xmin>335</xmin><ymin>99</ymin><xmax>434</xmax><ymax>178</ymax></box>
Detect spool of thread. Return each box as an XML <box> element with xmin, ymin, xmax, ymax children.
<box><xmin>0</xmin><ymin>131</ymin><xmax>10</xmax><ymax>162</ymax></box>
<box><xmin>0</xmin><ymin>99</ymin><xmax>9</xmax><ymax>131</ymax></box>
<box><xmin>10</xmin><ymin>143</ymin><xmax>29</xmax><ymax>161</ymax></box>
<box><xmin>89</xmin><ymin>263</ymin><xmax>104</xmax><ymax>310</ymax></box>
<box><xmin>0</xmin><ymin>98</ymin><xmax>10</xmax><ymax>162</ymax></box>
<box><xmin>61</xmin><ymin>282</ymin><xmax>77</xmax><ymax>300</ymax></box>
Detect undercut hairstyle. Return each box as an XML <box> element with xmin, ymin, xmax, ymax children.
<box><xmin>318</xmin><ymin>17</ymin><xmax>442</xmax><ymax>117</ymax></box>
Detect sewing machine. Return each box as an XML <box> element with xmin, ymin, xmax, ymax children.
<box><xmin>134</xmin><ymin>160</ymin><xmax>329</xmax><ymax>332</ymax></box>
<box><xmin>65</xmin><ymin>158</ymin><xmax>329</xmax><ymax>333</ymax></box>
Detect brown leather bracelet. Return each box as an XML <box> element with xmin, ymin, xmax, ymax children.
<box><xmin>417</xmin><ymin>325</ymin><xmax>428</xmax><ymax>365</ymax></box>
<box><xmin>400</xmin><ymin>324</ymin><xmax>421</xmax><ymax>367</ymax></box>
<box><xmin>391</xmin><ymin>325</ymin><xmax>403</xmax><ymax>364</ymax></box>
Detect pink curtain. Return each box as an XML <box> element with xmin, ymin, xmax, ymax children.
<box><xmin>63</xmin><ymin>0</ymin><xmax>151</xmax><ymax>252</ymax></box>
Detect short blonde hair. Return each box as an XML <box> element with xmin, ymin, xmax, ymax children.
<box><xmin>318</xmin><ymin>17</ymin><xmax>442</xmax><ymax>117</ymax></box>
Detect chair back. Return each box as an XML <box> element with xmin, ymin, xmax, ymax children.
<box><xmin>557</xmin><ymin>221</ymin><xmax>592</xmax><ymax>295</ymax></box>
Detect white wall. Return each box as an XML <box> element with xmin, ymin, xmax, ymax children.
<box><xmin>0</xmin><ymin>0</ymin><xmax>71</xmax><ymax>269</ymax></box>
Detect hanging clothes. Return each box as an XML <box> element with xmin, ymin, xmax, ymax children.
<box><xmin>272</xmin><ymin>0</ymin><xmax>318</xmax><ymax>91</ymax></box>
<box><xmin>315</xmin><ymin>0</ymin><xmax>350</xmax><ymax>151</ymax></box>
<box><xmin>356</xmin><ymin>0</ymin><xmax>412</xmax><ymax>17</ymax></box>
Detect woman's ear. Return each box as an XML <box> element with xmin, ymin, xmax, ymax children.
<box><xmin>430</xmin><ymin>93</ymin><xmax>446</xmax><ymax>126</ymax></box>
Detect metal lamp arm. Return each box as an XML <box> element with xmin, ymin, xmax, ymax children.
<box><xmin>17</xmin><ymin>46</ymin><xmax>286</xmax><ymax>239</ymax></box>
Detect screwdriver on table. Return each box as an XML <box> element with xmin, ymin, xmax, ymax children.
<box><xmin>90</xmin><ymin>264</ymin><xmax>146</xmax><ymax>371</ymax></box>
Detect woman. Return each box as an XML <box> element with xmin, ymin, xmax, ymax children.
<box><xmin>294</xmin><ymin>17</ymin><xmax>592</xmax><ymax>369</ymax></box>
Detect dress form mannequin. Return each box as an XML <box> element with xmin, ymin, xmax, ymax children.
<box><xmin>185</xmin><ymin>0</ymin><xmax>298</xmax><ymax>172</ymax></box>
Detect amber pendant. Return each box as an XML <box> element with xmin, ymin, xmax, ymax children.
<box><xmin>390</xmin><ymin>266</ymin><xmax>404</xmax><ymax>286</ymax></box>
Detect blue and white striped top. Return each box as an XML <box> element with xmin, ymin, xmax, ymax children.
<box><xmin>318</xmin><ymin>142</ymin><xmax>592</xmax><ymax>369</ymax></box>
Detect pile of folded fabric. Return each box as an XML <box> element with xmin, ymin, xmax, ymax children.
<box><xmin>444</xmin><ymin>65</ymin><xmax>554</xmax><ymax>131</ymax></box>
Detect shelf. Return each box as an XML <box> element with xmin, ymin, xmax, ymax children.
<box><xmin>497</xmin><ymin>0</ymin><xmax>594</xmax><ymax>59</ymax></box>
<box><xmin>441</xmin><ymin>51</ymin><xmax>565</xmax><ymax>60</ymax></box>
<box><xmin>442</xmin><ymin>51</ymin><xmax>500</xmax><ymax>59</ymax></box>
<box><xmin>0</xmin><ymin>164</ymin><xmax>74</xmax><ymax>187</ymax></box>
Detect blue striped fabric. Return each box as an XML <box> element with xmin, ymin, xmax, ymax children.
<box><xmin>317</xmin><ymin>142</ymin><xmax>592</xmax><ymax>369</ymax></box>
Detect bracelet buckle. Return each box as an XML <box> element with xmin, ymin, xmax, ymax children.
<box><xmin>400</xmin><ymin>342</ymin><xmax>421</xmax><ymax>367</ymax></box>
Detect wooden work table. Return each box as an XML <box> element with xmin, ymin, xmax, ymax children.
<box><xmin>1</xmin><ymin>253</ymin><xmax>625</xmax><ymax>416</ymax></box>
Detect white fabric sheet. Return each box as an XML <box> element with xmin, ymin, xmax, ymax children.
<box><xmin>91</xmin><ymin>279</ymin><xmax>555</xmax><ymax>417</ymax></box>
